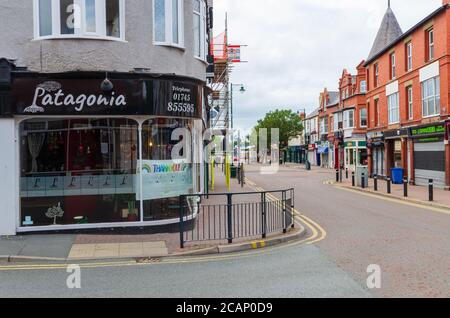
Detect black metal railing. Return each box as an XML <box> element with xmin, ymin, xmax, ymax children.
<box><xmin>179</xmin><ymin>189</ymin><xmax>295</xmax><ymax>248</ymax></box>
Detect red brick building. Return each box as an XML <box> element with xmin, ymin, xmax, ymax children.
<box><xmin>318</xmin><ymin>88</ymin><xmax>339</xmax><ymax>168</ymax></box>
<box><xmin>365</xmin><ymin>1</ymin><xmax>450</xmax><ymax>188</ymax></box>
<box><xmin>337</xmin><ymin>61</ymin><xmax>368</xmax><ymax>172</ymax></box>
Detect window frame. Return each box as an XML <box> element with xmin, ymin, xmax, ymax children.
<box><xmin>390</xmin><ymin>52</ymin><xmax>396</xmax><ymax>79</ymax></box>
<box><xmin>360</xmin><ymin>80</ymin><xmax>367</xmax><ymax>93</ymax></box>
<box><xmin>193</xmin><ymin>0</ymin><xmax>208</xmax><ymax>61</ymax></box>
<box><xmin>407</xmin><ymin>86</ymin><xmax>413</xmax><ymax>120</ymax></box>
<box><xmin>374</xmin><ymin>63</ymin><xmax>379</xmax><ymax>88</ymax></box>
<box><xmin>427</xmin><ymin>28</ymin><xmax>435</xmax><ymax>62</ymax></box>
<box><xmin>343</xmin><ymin>109</ymin><xmax>355</xmax><ymax>129</ymax></box>
<box><xmin>360</xmin><ymin>108</ymin><xmax>367</xmax><ymax>128</ymax></box>
<box><xmin>406</xmin><ymin>41</ymin><xmax>413</xmax><ymax>72</ymax></box>
<box><xmin>387</xmin><ymin>92</ymin><xmax>400</xmax><ymax>124</ymax></box>
<box><xmin>153</xmin><ymin>0</ymin><xmax>185</xmax><ymax>49</ymax></box>
<box><xmin>421</xmin><ymin>76</ymin><xmax>440</xmax><ymax>118</ymax></box>
<box><xmin>33</xmin><ymin>0</ymin><xmax>126</xmax><ymax>41</ymax></box>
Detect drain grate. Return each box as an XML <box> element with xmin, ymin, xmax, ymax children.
<box><xmin>135</xmin><ymin>257</ymin><xmax>162</xmax><ymax>264</ymax></box>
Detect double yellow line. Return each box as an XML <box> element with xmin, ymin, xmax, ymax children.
<box><xmin>249</xmin><ymin>180</ymin><xmax>327</xmax><ymax>245</ymax></box>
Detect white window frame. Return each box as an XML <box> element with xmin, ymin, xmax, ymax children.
<box><xmin>343</xmin><ymin>109</ymin><xmax>355</xmax><ymax>129</ymax></box>
<box><xmin>360</xmin><ymin>80</ymin><xmax>367</xmax><ymax>93</ymax></box>
<box><xmin>421</xmin><ymin>76</ymin><xmax>440</xmax><ymax>118</ymax></box>
<box><xmin>407</xmin><ymin>86</ymin><xmax>413</xmax><ymax>120</ymax></box>
<box><xmin>374</xmin><ymin>63</ymin><xmax>379</xmax><ymax>87</ymax></box>
<box><xmin>153</xmin><ymin>0</ymin><xmax>185</xmax><ymax>48</ymax></box>
<box><xmin>388</xmin><ymin>93</ymin><xmax>400</xmax><ymax>124</ymax></box>
<box><xmin>390</xmin><ymin>53</ymin><xmax>396</xmax><ymax>79</ymax></box>
<box><xmin>193</xmin><ymin>0</ymin><xmax>207</xmax><ymax>61</ymax></box>
<box><xmin>406</xmin><ymin>42</ymin><xmax>413</xmax><ymax>71</ymax></box>
<box><xmin>320</xmin><ymin>117</ymin><xmax>328</xmax><ymax>135</ymax></box>
<box><xmin>360</xmin><ymin>108</ymin><xmax>367</xmax><ymax>128</ymax></box>
<box><xmin>33</xmin><ymin>0</ymin><xmax>125</xmax><ymax>41</ymax></box>
<box><xmin>428</xmin><ymin>28</ymin><xmax>434</xmax><ymax>61</ymax></box>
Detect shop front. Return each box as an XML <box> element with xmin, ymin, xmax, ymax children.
<box><xmin>344</xmin><ymin>140</ymin><xmax>367</xmax><ymax>172</ymax></box>
<box><xmin>366</xmin><ymin>132</ymin><xmax>384</xmax><ymax>177</ymax></box>
<box><xmin>286</xmin><ymin>146</ymin><xmax>305</xmax><ymax>164</ymax></box>
<box><xmin>0</xmin><ymin>71</ymin><xmax>208</xmax><ymax>234</ymax></box>
<box><xmin>409</xmin><ymin>123</ymin><xmax>446</xmax><ymax>188</ymax></box>
<box><xmin>317</xmin><ymin>142</ymin><xmax>329</xmax><ymax>168</ymax></box>
<box><xmin>333</xmin><ymin>131</ymin><xmax>344</xmax><ymax>169</ymax></box>
<box><xmin>384</xmin><ymin>128</ymin><xmax>408</xmax><ymax>179</ymax></box>
<box><xmin>307</xmin><ymin>144</ymin><xmax>317</xmax><ymax>166</ymax></box>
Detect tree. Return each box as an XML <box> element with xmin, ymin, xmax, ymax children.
<box><xmin>254</xmin><ymin>109</ymin><xmax>304</xmax><ymax>152</ymax></box>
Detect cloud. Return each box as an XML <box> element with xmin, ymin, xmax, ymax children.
<box><xmin>213</xmin><ymin>0</ymin><xmax>442</xmax><ymax>132</ymax></box>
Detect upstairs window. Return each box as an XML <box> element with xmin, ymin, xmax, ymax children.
<box><xmin>406</xmin><ymin>42</ymin><xmax>413</xmax><ymax>71</ymax></box>
<box><xmin>390</xmin><ymin>53</ymin><xmax>396</xmax><ymax>79</ymax></box>
<box><xmin>422</xmin><ymin>76</ymin><xmax>440</xmax><ymax>117</ymax></box>
<box><xmin>34</xmin><ymin>0</ymin><xmax>125</xmax><ymax>40</ymax></box>
<box><xmin>388</xmin><ymin>93</ymin><xmax>400</xmax><ymax>124</ymax></box>
<box><xmin>153</xmin><ymin>0</ymin><xmax>184</xmax><ymax>47</ymax></box>
<box><xmin>374</xmin><ymin>63</ymin><xmax>379</xmax><ymax>88</ymax></box>
<box><xmin>343</xmin><ymin>109</ymin><xmax>354</xmax><ymax>129</ymax></box>
<box><xmin>360</xmin><ymin>80</ymin><xmax>367</xmax><ymax>93</ymax></box>
<box><xmin>426</xmin><ymin>28</ymin><xmax>434</xmax><ymax>62</ymax></box>
<box><xmin>360</xmin><ymin>108</ymin><xmax>367</xmax><ymax>127</ymax></box>
<box><xmin>407</xmin><ymin>86</ymin><xmax>413</xmax><ymax>120</ymax></box>
<box><xmin>193</xmin><ymin>0</ymin><xmax>207</xmax><ymax>60</ymax></box>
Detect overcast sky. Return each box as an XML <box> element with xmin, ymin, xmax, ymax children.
<box><xmin>213</xmin><ymin>0</ymin><xmax>443</xmax><ymax>133</ymax></box>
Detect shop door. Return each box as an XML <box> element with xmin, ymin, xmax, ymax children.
<box><xmin>414</xmin><ymin>141</ymin><xmax>445</xmax><ymax>187</ymax></box>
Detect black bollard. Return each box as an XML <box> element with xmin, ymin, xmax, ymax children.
<box><xmin>336</xmin><ymin>169</ymin><xmax>339</xmax><ymax>183</ymax></box>
<box><xmin>352</xmin><ymin>172</ymin><xmax>355</xmax><ymax>187</ymax></box>
<box><xmin>403</xmin><ymin>178</ymin><xmax>408</xmax><ymax>197</ymax></box>
<box><xmin>346</xmin><ymin>168</ymin><xmax>349</xmax><ymax>179</ymax></box>
<box><xmin>387</xmin><ymin>177</ymin><xmax>391</xmax><ymax>194</ymax></box>
<box><xmin>339</xmin><ymin>168</ymin><xmax>343</xmax><ymax>183</ymax></box>
<box><xmin>429</xmin><ymin>179</ymin><xmax>434</xmax><ymax>202</ymax></box>
<box><xmin>361</xmin><ymin>173</ymin><xmax>366</xmax><ymax>189</ymax></box>
<box><xmin>374</xmin><ymin>174</ymin><xmax>378</xmax><ymax>191</ymax></box>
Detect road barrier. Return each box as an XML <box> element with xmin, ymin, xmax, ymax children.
<box><xmin>179</xmin><ymin>189</ymin><xmax>295</xmax><ymax>249</ymax></box>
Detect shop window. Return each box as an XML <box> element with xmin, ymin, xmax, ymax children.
<box><xmin>359</xmin><ymin>149</ymin><xmax>368</xmax><ymax>166</ymax></box>
<box><xmin>19</xmin><ymin>118</ymin><xmax>139</xmax><ymax>227</ymax></box>
<box><xmin>34</xmin><ymin>0</ymin><xmax>125</xmax><ymax>40</ymax></box>
<box><xmin>421</xmin><ymin>76</ymin><xmax>440</xmax><ymax>117</ymax></box>
<box><xmin>394</xmin><ymin>140</ymin><xmax>402</xmax><ymax>168</ymax></box>
<box><xmin>153</xmin><ymin>0</ymin><xmax>184</xmax><ymax>47</ymax></box>
<box><xmin>388</xmin><ymin>93</ymin><xmax>399</xmax><ymax>124</ymax></box>
<box><xmin>140</xmin><ymin>118</ymin><xmax>197</xmax><ymax>221</ymax></box>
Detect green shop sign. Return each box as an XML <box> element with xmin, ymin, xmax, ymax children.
<box><xmin>410</xmin><ymin>124</ymin><xmax>445</xmax><ymax>137</ymax></box>
<box><xmin>345</xmin><ymin>141</ymin><xmax>367</xmax><ymax>148</ymax></box>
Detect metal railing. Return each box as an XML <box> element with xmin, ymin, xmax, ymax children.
<box><xmin>179</xmin><ymin>189</ymin><xmax>295</xmax><ymax>248</ymax></box>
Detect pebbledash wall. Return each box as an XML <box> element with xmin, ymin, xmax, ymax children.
<box><xmin>0</xmin><ymin>0</ymin><xmax>213</xmax><ymax>235</ymax></box>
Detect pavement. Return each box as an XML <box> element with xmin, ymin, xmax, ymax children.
<box><xmin>333</xmin><ymin>173</ymin><xmax>450</xmax><ymax>210</ymax></box>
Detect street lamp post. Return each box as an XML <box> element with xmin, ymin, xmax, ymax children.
<box><xmin>229</xmin><ymin>83</ymin><xmax>246</xmax><ymax>164</ymax></box>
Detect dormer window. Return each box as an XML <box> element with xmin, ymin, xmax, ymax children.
<box><xmin>34</xmin><ymin>0</ymin><xmax>125</xmax><ymax>40</ymax></box>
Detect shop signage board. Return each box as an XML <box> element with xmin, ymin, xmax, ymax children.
<box><xmin>345</xmin><ymin>141</ymin><xmax>367</xmax><ymax>148</ymax></box>
<box><xmin>136</xmin><ymin>160</ymin><xmax>193</xmax><ymax>201</ymax></box>
<box><xmin>5</xmin><ymin>74</ymin><xmax>203</xmax><ymax>119</ymax></box>
<box><xmin>384</xmin><ymin>128</ymin><xmax>408</xmax><ymax>139</ymax></box>
<box><xmin>410</xmin><ymin>124</ymin><xmax>445</xmax><ymax>138</ymax></box>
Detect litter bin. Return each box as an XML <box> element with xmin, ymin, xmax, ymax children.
<box><xmin>230</xmin><ymin>165</ymin><xmax>238</xmax><ymax>179</ymax></box>
<box><xmin>391</xmin><ymin>168</ymin><xmax>404</xmax><ymax>184</ymax></box>
<box><xmin>356</xmin><ymin>166</ymin><xmax>369</xmax><ymax>188</ymax></box>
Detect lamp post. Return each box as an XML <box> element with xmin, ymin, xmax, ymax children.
<box><xmin>230</xmin><ymin>84</ymin><xmax>246</xmax><ymax>165</ymax></box>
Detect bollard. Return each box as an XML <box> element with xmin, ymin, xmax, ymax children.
<box><xmin>336</xmin><ymin>169</ymin><xmax>339</xmax><ymax>183</ymax></box>
<box><xmin>361</xmin><ymin>173</ymin><xmax>366</xmax><ymax>189</ymax></box>
<box><xmin>374</xmin><ymin>175</ymin><xmax>378</xmax><ymax>192</ymax></box>
<box><xmin>429</xmin><ymin>179</ymin><xmax>434</xmax><ymax>202</ymax></box>
<box><xmin>339</xmin><ymin>168</ymin><xmax>343</xmax><ymax>183</ymax></box>
<box><xmin>403</xmin><ymin>178</ymin><xmax>408</xmax><ymax>197</ymax></box>
<box><xmin>387</xmin><ymin>177</ymin><xmax>391</xmax><ymax>194</ymax></box>
<box><xmin>352</xmin><ymin>172</ymin><xmax>355</xmax><ymax>187</ymax></box>
<box><xmin>346</xmin><ymin>168</ymin><xmax>349</xmax><ymax>179</ymax></box>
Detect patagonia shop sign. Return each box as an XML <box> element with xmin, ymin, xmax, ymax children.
<box><xmin>410</xmin><ymin>124</ymin><xmax>445</xmax><ymax>137</ymax></box>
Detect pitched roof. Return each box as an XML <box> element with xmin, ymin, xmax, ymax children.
<box><xmin>305</xmin><ymin>108</ymin><xmax>319</xmax><ymax>119</ymax></box>
<box><xmin>326</xmin><ymin>92</ymin><xmax>339</xmax><ymax>107</ymax></box>
<box><xmin>367</xmin><ymin>6</ymin><xmax>403</xmax><ymax>61</ymax></box>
